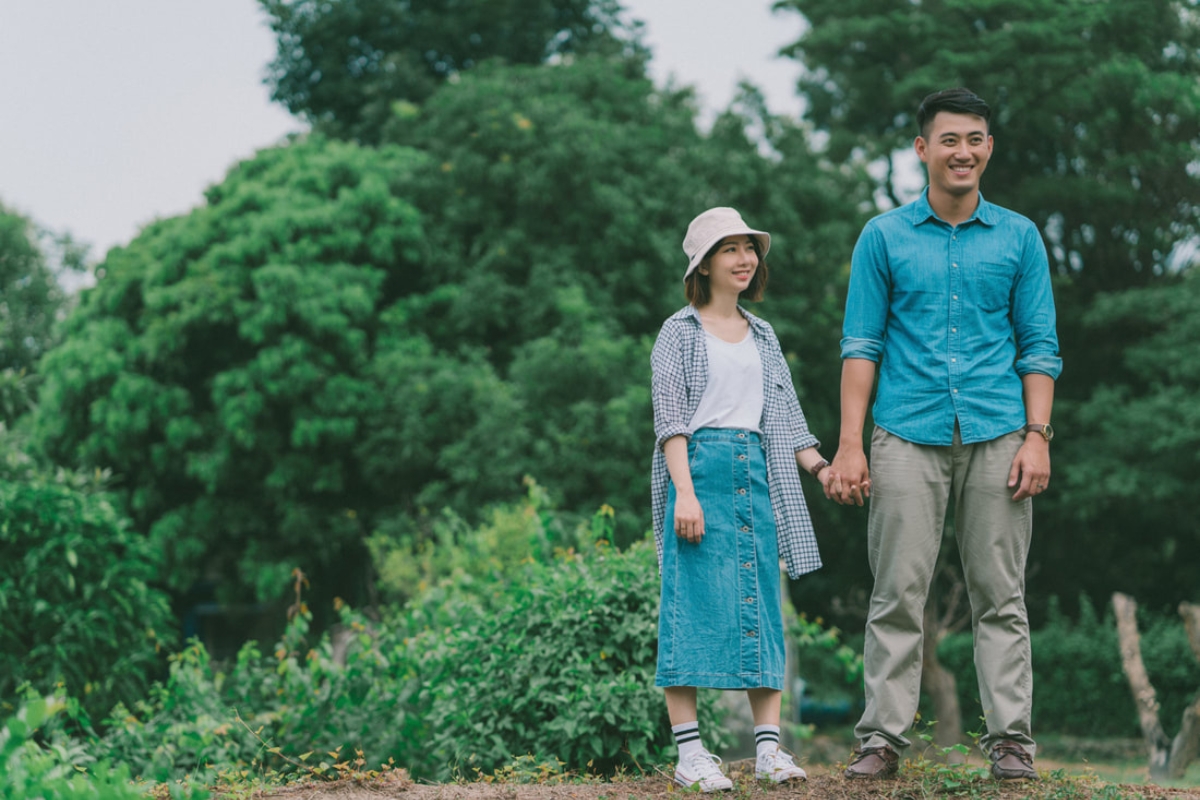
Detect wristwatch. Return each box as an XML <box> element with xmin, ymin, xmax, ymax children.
<box><xmin>809</xmin><ymin>458</ymin><xmax>830</xmax><ymax>478</ymax></box>
<box><xmin>1024</xmin><ymin>423</ymin><xmax>1054</xmax><ymax>442</ymax></box>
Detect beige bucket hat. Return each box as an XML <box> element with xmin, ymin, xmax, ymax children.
<box><xmin>682</xmin><ymin>207</ymin><xmax>771</xmax><ymax>280</ymax></box>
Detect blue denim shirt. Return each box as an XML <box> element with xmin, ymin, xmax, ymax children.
<box><xmin>841</xmin><ymin>190</ymin><xmax>1062</xmax><ymax>446</ymax></box>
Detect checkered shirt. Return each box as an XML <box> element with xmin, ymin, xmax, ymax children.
<box><xmin>650</xmin><ymin>305</ymin><xmax>824</xmax><ymax>579</ymax></box>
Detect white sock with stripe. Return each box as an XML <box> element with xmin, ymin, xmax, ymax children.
<box><xmin>755</xmin><ymin>724</ymin><xmax>781</xmax><ymax>760</ymax></box>
<box><xmin>672</xmin><ymin>721</ymin><xmax>704</xmax><ymax>760</ymax></box>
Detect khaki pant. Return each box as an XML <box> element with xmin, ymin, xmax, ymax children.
<box><xmin>854</xmin><ymin>425</ymin><xmax>1035</xmax><ymax>754</ymax></box>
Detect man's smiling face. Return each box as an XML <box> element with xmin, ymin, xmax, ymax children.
<box><xmin>916</xmin><ymin>111</ymin><xmax>993</xmax><ymax>200</ymax></box>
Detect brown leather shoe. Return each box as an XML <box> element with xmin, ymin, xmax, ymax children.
<box><xmin>990</xmin><ymin>741</ymin><xmax>1036</xmax><ymax>780</ymax></box>
<box><xmin>843</xmin><ymin>745</ymin><xmax>899</xmax><ymax>780</ymax></box>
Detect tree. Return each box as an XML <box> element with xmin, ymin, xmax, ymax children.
<box><xmin>32</xmin><ymin>138</ymin><xmax>431</xmax><ymax>603</ymax></box>
<box><xmin>0</xmin><ymin>477</ymin><xmax>175</xmax><ymax>722</ymax></box>
<box><xmin>382</xmin><ymin>59</ymin><xmax>872</xmax><ymax>540</ymax></box>
<box><xmin>776</xmin><ymin>0</ymin><xmax>1200</xmax><ymax>294</ymax></box>
<box><xmin>33</xmin><ymin>55</ymin><xmax>869</xmax><ymax>606</ymax></box>
<box><xmin>1113</xmin><ymin>593</ymin><xmax>1200</xmax><ymax>780</ymax></box>
<box><xmin>259</xmin><ymin>0</ymin><xmax>642</xmax><ymax>142</ymax></box>
<box><xmin>1037</xmin><ymin>272</ymin><xmax>1200</xmax><ymax>613</ymax></box>
<box><xmin>0</xmin><ymin>203</ymin><xmax>82</xmax><ymax>374</ymax></box>
<box><xmin>773</xmin><ymin>0</ymin><xmax>1200</xmax><ymax>624</ymax></box>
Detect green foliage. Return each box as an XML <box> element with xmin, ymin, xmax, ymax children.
<box><xmin>0</xmin><ymin>478</ymin><xmax>175</xmax><ymax>722</ymax></box>
<box><xmin>413</xmin><ymin>537</ymin><xmax>683</xmax><ymax>778</ymax></box>
<box><xmin>774</xmin><ymin>0</ymin><xmax>1200</xmax><ymax>624</ymax></box>
<box><xmin>259</xmin><ymin>0</ymin><xmax>642</xmax><ymax>142</ymax></box>
<box><xmin>1040</xmin><ymin>272</ymin><xmax>1200</xmax><ymax>611</ymax></box>
<box><xmin>1</xmin><ymin>695</ymin><xmax>149</xmax><ymax>800</ymax></box>
<box><xmin>382</xmin><ymin>57</ymin><xmax>869</xmax><ymax>542</ymax></box>
<box><xmin>34</xmin><ymin>54</ymin><xmax>869</xmax><ymax>606</ymax></box>
<box><xmin>32</xmin><ymin>137</ymin><xmax>428</xmax><ymax>602</ymax></box>
<box><xmin>0</xmin><ymin>202</ymin><xmax>82</xmax><ymax>374</ymax></box>
<box><xmin>937</xmin><ymin>596</ymin><xmax>1200</xmax><ymax>737</ymax></box>
<box><xmin>778</xmin><ymin>0</ymin><xmax>1200</xmax><ymax>293</ymax></box>
<box><xmin>367</xmin><ymin>477</ymin><xmax>580</xmax><ymax>603</ymax></box>
<box><xmin>90</xmin><ymin>498</ymin><xmax>721</xmax><ymax>782</ymax></box>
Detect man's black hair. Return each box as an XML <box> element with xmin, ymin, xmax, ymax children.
<box><xmin>917</xmin><ymin>88</ymin><xmax>991</xmax><ymax>138</ymax></box>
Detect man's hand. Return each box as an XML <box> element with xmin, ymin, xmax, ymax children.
<box><xmin>1008</xmin><ymin>438</ymin><xmax>1050</xmax><ymax>501</ymax></box>
<box><xmin>673</xmin><ymin>491</ymin><xmax>705</xmax><ymax>542</ymax></box>
<box><xmin>828</xmin><ymin>448</ymin><xmax>871</xmax><ymax>507</ymax></box>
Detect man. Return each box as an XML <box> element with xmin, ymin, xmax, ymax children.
<box><xmin>828</xmin><ymin>88</ymin><xmax>1061</xmax><ymax>782</ymax></box>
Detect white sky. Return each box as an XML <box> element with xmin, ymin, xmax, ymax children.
<box><xmin>0</xmin><ymin>0</ymin><xmax>808</xmax><ymax>265</ymax></box>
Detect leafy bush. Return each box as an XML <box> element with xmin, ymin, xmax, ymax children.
<box><xmin>367</xmin><ymin>477</ymin><xmax>580</xmax><ymax>604</ymax></box>
<box><xmin>92</xmin><ymin>500</ymin><xmax>725</xmax><ymax>782</ymax></box>
<box><xmin>0</xmin><ymin>478</ymin><xmax>175</xmax><ymax>721</ymax></box>
<box><xmin>410</xmin><ymin>537</ymin><xmax>681</xmax><ymax>777</ymax></box>
<box><xmin>1</xmin><ymin>695</ymin><xmax>148</xmax><ymax>800</ymax></box>
<box><xmin>937</xmin><ymin>595</ymin><xmax>1200</xmax><ymax>737</ymax></box>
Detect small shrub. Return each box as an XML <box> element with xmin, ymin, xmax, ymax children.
<box><xmin>90</xmin><ymin>501</ymin><xmax>725</xmax><ymax>782</ymax></box>
<box><xmin>0</xmin><ymin>478</ymin><xmax>176</xmax><ymax>721</ymax></box>
<box><xmin>1</xmin><ymin>695</ymin><xmax>150</xmax><ymax>800</ymax></box>
<box><xmin>413</xmin><ymin>537</ymin><xmax>708</xmax><ymax>778</ymax></box>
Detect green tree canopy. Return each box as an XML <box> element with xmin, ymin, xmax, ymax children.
<box><xmin>776</xmin><ymin>0</ymin><xmax>1200</xmax><ymax>294</ymax></box>
<box><xmin>0</xmin><ymin>476</ymin><xmax>175</xmax><ymax>721</ymax></box>
<box><xmin>260</xmin><ymin>0</ymin><xmax>642</xmax><ymax>142</ymax></box>
<box><xmin>32</xmin><ymin>56</ymin><xmax>870</xmax><ymax>605</ymax></box>
<box><xmin>0</xmin><ymin>203</ymin><xmax>76</xmax><ymax>374</ymax></box>
<box><xmin>379</xmin><ymin>58</ymin><xmax>871</xmax><ymax>536</ymax></box>
<box><xmin>1039</xmin><ymin>271</ymin><xmax>1200</xmax><ymax>613</ymax></box>
<box><xmin>33</xmin><ymin>138</ymin><xmax>431</xmax><ymax>602</ymax></box>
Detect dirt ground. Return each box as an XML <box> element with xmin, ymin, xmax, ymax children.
<box><xmin>266</xmin><ymin>760</ymin><xmax>1200</xmax><ymax>800</ymax></box>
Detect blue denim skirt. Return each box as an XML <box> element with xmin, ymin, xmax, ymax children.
<box><xmin>655</xmin><ymin>428</ymin><xmax>785</xmax><ymax>690</ymax></box>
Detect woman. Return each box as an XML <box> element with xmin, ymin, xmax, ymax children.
<box><xmin>650</xmin><ymin>207</ymin><xmax>834</xmax><ymax>791</ymax></box>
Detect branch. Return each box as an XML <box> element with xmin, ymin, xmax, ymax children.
<box><xmin>1168</xmin><ymin>602</ymin><xmax>1200</xmax><ymax>778</ymax></box>
<box><xmin>1169</xmin><ymin>695</ymin><xmax>1200</xmax><ymax>779</ymax></box>
<box><xmin>1112</xmin><ymin>592</ymin><xmax>1171</xmax><ymax>779</ymax></box>
<box><xmin>1180</xmin><ymin>602</ymin><xmax>1200</xmax><ymax>664</ymax></box>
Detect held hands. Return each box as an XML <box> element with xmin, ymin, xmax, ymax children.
<box><xmin>825</xmin><ymin>449</ymin><xmax>871</xmax><ymax>506</ymax></box>
<box><xmin>1008</xmin><ymin>438</ymin><xmax>1051</xmax><ymax>501</ymax></box>
<box><xmin>673</xmin><ymin>490</ymin><xmax>705</xmax><ymax>542</ymax></box>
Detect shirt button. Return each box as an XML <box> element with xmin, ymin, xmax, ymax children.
<box><xmin>952</xmin><ymin>294</ymin><xmax>958</xmax><ymax>300</ymax></box>
<box><xmin>952</xmin><ymin>327</ymin><xmax>958</xmax><ymax>333</ymax></box>
<box><xmin>738</xmin><ymin>488</ymin><xmax>747</xmax><ymax>495</ymax></box>
<box><xmin>747</xmin><ymin>630</ymin><xmax>757</xmax><ymax>637</ymax></box>
<box><xmin>745</xmin><ymin>597</ymin><xmax>754</xmax><ymax>603</ymax></box>
<box><xmin>741</xmin><ymin>525</ymin><xmax>750</xmax><ymax>532</ymax></box>
<box><xmin>952</xmin><ymin>262</ymin><xmax>958</xmax><ymax>267</ymax></box>
<box><xmin>951</xmin><ymin>358</ymin><xmax>957</xmax><ymax>363</ymax></box>
<box><xmin>953</xmin><ymin>388</ymin><xmax>959</xmax><ymax>393</ymax></box>
<box><xmin>743</xmin><ymin>561</ymin><xmax>752</xmax><ymax>568</ymax></box>
<box><xmin>738</xmin><ymin>433</ymin><xmax>746</xmax><ymax>439</ymax></box>
<box><xmin>738</xmin><ymin>454</ymin><xmax>747</xmax><ymax>460</ymax></box>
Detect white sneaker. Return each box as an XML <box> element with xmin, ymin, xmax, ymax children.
<box><xmin>756</xmin><ymin>747</ymin><xmax>807</xmax><ymax>783</ymax></box>
<box><xmin>674</xmin><ymin>749</ymin><xmax>733</xmax><ymax>792</ymax></box>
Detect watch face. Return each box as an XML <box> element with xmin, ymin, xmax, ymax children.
<box><xmin>1042</xmin><ymin>423</ymin><xmax>1054</xmax><ymax>441</ymax></box>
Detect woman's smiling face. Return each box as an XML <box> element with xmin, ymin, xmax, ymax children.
<box><xmin>700</xmin><ymin>235</ymin><xmax>759</xmax><ymax>296</ymax></box>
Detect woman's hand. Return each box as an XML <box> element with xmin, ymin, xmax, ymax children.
<box><xmin>674</xmin><ymin>490</ymin><xmax>705</xmax><ymax>542</ymax></box>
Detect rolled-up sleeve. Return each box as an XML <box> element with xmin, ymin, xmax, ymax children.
<box><xmin>841</xmin><ymin>224</ymin><xmax>889</xmax><ymax>363</ymax></box>
<box><xmin>651</xmin><ymin>322</ymin><xmax>692</xmax><ymax>451</ymax></box>
<box><xmin>1012</xmin><ymin>225</ymin><xmax>1063</xmax><ymax>380</ymax></box>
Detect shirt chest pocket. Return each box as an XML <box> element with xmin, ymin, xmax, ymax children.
<box><xmin>974</xmin><ymin>261</ymin><xmax>1017</xmax><ymax>312</ymax></box>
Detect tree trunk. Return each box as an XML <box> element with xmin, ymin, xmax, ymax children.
<box><xmin>1168</xmin><ymin>603</ymin><xmax>1200</xmax><ymax>777</ymax></box>
<box><xmin>1112</xmin><ymin>592</ymin><xmax>1172</xmax><ymax>781</ymax></box>
<box><xmin>921</xmin><ymin>601</ymin><xmax>964</xmax><ymax>755</ymax></box>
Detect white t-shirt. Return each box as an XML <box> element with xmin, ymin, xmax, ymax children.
<box><xmin>688</xmin><ymin>329</ymin><xmax>764</xmax><ymax>433</ymax></box>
